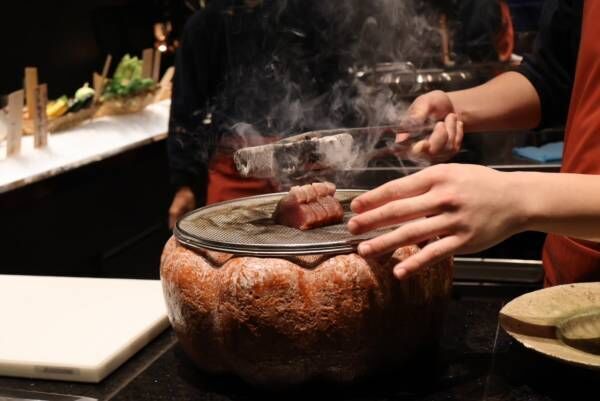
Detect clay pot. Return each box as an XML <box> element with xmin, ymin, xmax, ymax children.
<box><xmin>160</xmin><ymin>236</ymin><xmax>453</xmax><ymax>387</ymax></box>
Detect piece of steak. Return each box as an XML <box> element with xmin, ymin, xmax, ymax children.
<box><xmin>273</xmin><ymin>182</ymin><xmax>344</xmax><ymax>230</ymax></box>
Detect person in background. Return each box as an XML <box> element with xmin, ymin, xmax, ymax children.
<box><xmin>166</xmin><ymin>0</ymin><xmax>334</xmax><ymax>228</ymax></box>
<box><xmin>348</xmin><ymin>0</ymin><xmax>600</xmax><ymax>286</ymax></box>
<box><xmin>453</xmin><ymin>0</ymin><xmax>514</xmax><ymax>63</ymax></box>
<box><xmin>167</xmin><ymin>0</ymin><xmax>515</xmax><ymax>229</ymax></box>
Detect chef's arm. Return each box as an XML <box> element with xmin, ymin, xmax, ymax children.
<box><xmin>452</xmin><ymin>0</ymin><xmax>579</xmax><ymax>133</ymax></box>
<box><xmin>447</xmin><ymin>71</ymin><xmax>541</xmax><ymax>132</ymax></box>
<box><xmin>406</xmin><ymin>72</ymin><xmax>541</xmax><ymax>160</ymax></box>
<box><xmin>348</xmin><ymin>164</ymin><xmax>600</xmax><ymax>278</ymax></box>
<box><xmin>517</xmin><ymin>172</ymin><xmax>600</xmax><ymax>243</ymax></box>
<box><xmin>408</xmin><ymin>0</ymin><xmax>578</xmax><ymax>161</ymax></box>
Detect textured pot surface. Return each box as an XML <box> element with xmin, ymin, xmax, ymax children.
<box><xmin>160</xmin><ymin>236</ymin><xmax>453</xmax><ymax>386</ymax></box>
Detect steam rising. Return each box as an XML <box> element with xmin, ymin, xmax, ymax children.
<box><xmin>176</xmin><ymin>0</ymin><xmax>448</xmax><ymax>189</ymax></box>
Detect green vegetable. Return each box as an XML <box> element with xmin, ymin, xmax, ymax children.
<box><xmin>114</xmin><ymin>54</ymin><xmax>143</xmax><ymax>83</ymax></box>
<box><xmin>68</xmin><ymin>83</ymin><xmax>96</xmax><ymax>113</ymax></box>
<box><xmin>101</xmin><ymin>54</ymin><xmax>157</xmax><ymax>100</ymax></box>
<box><xmin>74</xmin><ymin>83</ymin><xmax>95</xmax><ymax>102</ymax></box>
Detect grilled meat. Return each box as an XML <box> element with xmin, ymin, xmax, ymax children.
<box><xmin>273</xmin><ymin>182</ymin><xmax>344</xmax><ymax>230</ymax></box>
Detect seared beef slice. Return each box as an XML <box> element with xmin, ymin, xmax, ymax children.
<box><xmin>273</xmin><ymin>182</ymin><xmax>344</xmax><ymax>230</ymax></box>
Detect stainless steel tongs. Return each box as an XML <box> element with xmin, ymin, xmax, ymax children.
<box><xmin>233</xmin><ymin>120</ymin><xmax>436</xmax><ymax>179</ymax></box>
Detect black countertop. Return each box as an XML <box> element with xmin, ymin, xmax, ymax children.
<box><xmin>1</xmin><ymin>288</ymin><xmax>598</xmax><ymax>401</ymax></box>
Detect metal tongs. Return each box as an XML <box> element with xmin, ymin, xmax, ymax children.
<box><xmin>233</xmin><ymin>120</ymin><xmax>436</xmax><ymax>179</ymax></box>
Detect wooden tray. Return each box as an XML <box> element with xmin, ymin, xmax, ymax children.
<box><xmin>22</xmin><ymin>106</ymin><xmax>98</xmax><ymax>135</ymax></box>
<box><xmin>95</xmin><ymin>88</ymin><xmax>159</xmax><ymax>117</ymax></box>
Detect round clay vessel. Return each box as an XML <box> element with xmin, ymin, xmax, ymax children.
<box><xmin>160</xmin><ymin>236</ymin><xmax>453</xmax><ymax>386</ymax></box>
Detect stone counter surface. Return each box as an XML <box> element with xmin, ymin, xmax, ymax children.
<box><xmin>0</xmin><ymin>290</ymin><xmax>596</xmax><ymax>401</ymax></box>
<box><xmin>0</xmin><ymin>100</ymin><xmax>170</xmax><ymax>194</ymax></box>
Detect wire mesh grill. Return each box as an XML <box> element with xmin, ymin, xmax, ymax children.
<box><xmin>174</xmin><ymin>190</ymin><xmax>393</xmax><ymax>256</ymax></box>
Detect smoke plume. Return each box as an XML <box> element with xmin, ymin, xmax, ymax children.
<box><xmin>178</xmin><ymin>0</ymin><xmax>448</xmax><ymax>189</ymax></box>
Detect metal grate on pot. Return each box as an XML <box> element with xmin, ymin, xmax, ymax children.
<box><xmin>174</xmin><ymin>190</ymin><xmax>394</xmax><ymax>256</ymax></box>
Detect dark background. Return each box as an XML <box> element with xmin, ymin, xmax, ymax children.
<box><xmin>0</xmin><ymin>0</ymin><xmax>194</xmax><ymax>98</ymax></box>
<box><xmin>0</xmin><ymin>0</ymin><xmax>543</xmax><ymax>98</ymax></box>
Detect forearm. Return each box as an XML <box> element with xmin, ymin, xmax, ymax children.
<box><xmin>512</xmin><ymin>172</ymin><xmax>600</xmax><ymax>243</ymax></box>
<box><xmin>447</xmin><ymin>71</ymin><xmax>542</xmax><ymax>132</ymax></box>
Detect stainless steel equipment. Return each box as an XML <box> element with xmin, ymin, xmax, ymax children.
<box><xmin>354</xmin><ymin>61</ymin><xmax>510</xmax><ymax>99</ymax></box>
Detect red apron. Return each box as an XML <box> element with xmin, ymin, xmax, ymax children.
<box><xmin>496</xmin><ymin>1</ymin><xmax>515</xmax><ymax>62</ymax></box>
<box><xmin>206</xmin><ymin>134</ymin><xmax>277</xmax><ymax>205</ymax></box>
<box><xmin>542</xmin><ymin>0</ymin><xmax>600</xmax><ymax>286</ymax></box>
<box><xmin>206</xmin><ymin>154</ymin><xmax>276</xmax><ymax>205</ymax></box>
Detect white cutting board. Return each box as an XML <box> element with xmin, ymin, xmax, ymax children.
<box><xmin>0</xmin><ymin>275</ymin><xmax>169</xmax><ymax>383</ymax></box>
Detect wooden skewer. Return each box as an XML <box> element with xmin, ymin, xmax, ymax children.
<box><xmin>141</xmin><ymin>48</ymin><xmax>154</xmax><ymax>79</ymax></box>
<box><xmin>6</xmin><ymin>90</ymin><xmax>24</xmax><ymax>156</ymax></box>
<box><xmin>33</xmin><ymin>84</ymin><xmax>48</xmax><ymax>148</ymax></box>
<box><xmin>93</xmin><ymin>73</ymin><xmax>103</xmax><ymax>100</ymax></box>
<box><xmin>101</xmin><ymin>54</ymin><xmax>112</xmax><ymax>79</ymax></box>
<box><xmin>159</xmin><ymin>66</ymin><xmax>175</xmax><ymax>87</ymax></box>
<box><xmin>94</xmin><ymin>55</ymin><xmax>112</xmax><ymax>103</ymax></box>
<box><xmin>155</xmin><ymin>66</ymin><xmax>175</xmax><ymax>102</ymax></box>
<box><xmin>152</xmin><ymin>49</ymin><xmax>162</xmax><ymax>82</ymax></box>
<box><xmin>24</xmin><ymin>67</ymin><xmax>38</xmax><ymax>119</ymax></box>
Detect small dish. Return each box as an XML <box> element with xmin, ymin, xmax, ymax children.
<box><xmin>500</xmin><ymin>282</ymin><xmax>600</xmax><ymax>369</ymax></box>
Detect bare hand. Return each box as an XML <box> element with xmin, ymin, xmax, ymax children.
<box><xmin>404</xmin><ymin>90</ymin><xmax>464</xmax><ymax>162</ymax></box>
<box><xmin>169</xmin><ymin>187</ymin><xmax>196</xmax><ymax>229</ymax></box>
<box><xmin>347</xmin><ymin>164</ymin><xmax>526</xmax><ymax>279</ymax></box>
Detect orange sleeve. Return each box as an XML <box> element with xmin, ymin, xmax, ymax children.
<box><xmin>496</xmin><ymin>1</ymin><xmax>515</xmax><ymax>62</ymax></box>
